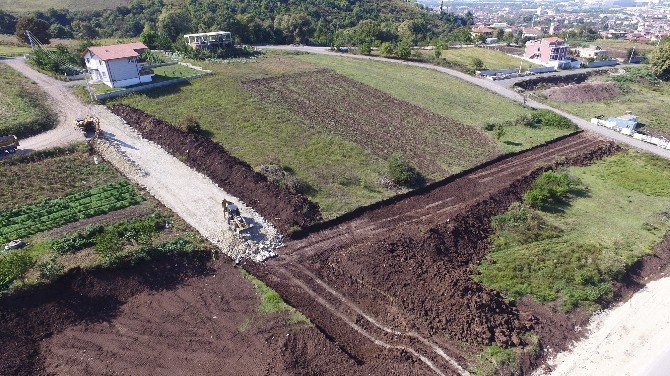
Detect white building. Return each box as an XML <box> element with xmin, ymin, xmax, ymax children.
<box><xmin>184</xmin><ymin>31</ymin><xmax>233</xmax><ymax>50</ymax></box>
<box><xmin>82</xmin><ymin>42</ymin><xmax>154</xmax><ymax>88</ymax></box>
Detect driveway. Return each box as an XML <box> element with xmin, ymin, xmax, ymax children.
<box><xmin>260</xmin><ymin>45</ymin><xmax>670</xmax><ymax>161</ymax></box>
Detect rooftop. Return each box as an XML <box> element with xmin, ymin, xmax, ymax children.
<box><xmin>84</xmin><ymin>42</ymin><xmax>148</xmax><ymax>61</ymax></box>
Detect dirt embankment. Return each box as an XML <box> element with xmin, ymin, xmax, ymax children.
<box><xmin>543</xmin><ymin>82</ymin><xmax>621</xmax><ymax>103</ymax></box>
<box><xmin>514</xmin><ymin>72</ymin><xmax>600</xmax><ymax>91</ymax></box>
<box><xmin>0</xmin><ymin>252</ymin><xmax>428</xmax><ymax>376</ymax></box>
<box><xmin>110</xmin><ymin>104</ymin><xmax>321</xmax><ymax>235</ymax></box>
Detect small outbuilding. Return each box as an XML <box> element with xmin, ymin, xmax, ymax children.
<box><xmin>82</xmin><ymin>42</ymin><xmax>154</xmax><ymax>88</ymax></box>
<box><xmin>184</xmin><ymin>31</ymin><xmax>233</xmax><ymax>50</ymax></box>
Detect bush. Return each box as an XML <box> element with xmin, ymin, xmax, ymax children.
<box><xmin>493</xmin><ymin>124</ymin><xmax>506</xmax><ymax>140</ymax></box>
<box><xmin>359</xmin><ymin>43</ymin><xmax>372</xmax><ymax>55</ymax></box>
<box><xmin>94</xmin><ymin>231</ymin><xmax>124</xmax><ymax>261</ymax></box>
<box><xmin>523</xmin><ymin>171</ymin><xmax>574</xmax><ymax>210</ymax></box>
<box><xmin>0</xmin><ymin>251</ymin><xmax>33</xmax><ymax>291</ymax></box>
<box><xmin>179</xmin><ymin>115</ymin><xmax>201</xmax><ymax>133</ymax></box>
<box><xmin>395</xmin><ymin>41</ymin><xmax>411</xmax><ymax>59</ymax></box>
<box><xmin>37</xmin><ymin>256</ymin><xmax>64</xmax><ymax>282</ymax></box>
<box><xmin>530</xmin><ymin>110</ymin><xmax>575</xmax><ymax>130</ymax></box>
<box><xmin>471</xmin><ymin>57</ymin><xmax>485</xmax><ymax>70</ymax></box>
<box><xmin>380</xmin><ymin>42</ymin><xmax>394</xmax><ymax>57</ymax></box>
<box><xmin>388</xmin><ymin>154</ymin><xmax>420</xmax><ymax>187</ymax></box>
<box><xmin>650</xmin><ymin>39</ymin><xmax>670</xmax><ymax>81</ymax></box>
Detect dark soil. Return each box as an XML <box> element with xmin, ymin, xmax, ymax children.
<box><xmin>243</xmin><ymin>69</ymin><xmax>500</xmax><ymax>176</ymax></box>
<box><xmin>514</xmin><ymin>71</ymin><xmax>611</xmax><ymax>91</ymax></box>
<box><xmin>0</xmin><ymin>252</ymin><xmax>430</xmax><ymax>376</ymax></box>
<box><xmin>543</xmin><ymin>82</ymin><xmax>621</xmax><ymax>102</ymax></box>
<box><xmin>254</xmin><ymin>134</ymin><xmax>620</xmax><ymax>374</ymax></box>
<box><xmin>110</xmin><ymin>104</ymin><xmax>322</xmax><ymax>234</ymax></box>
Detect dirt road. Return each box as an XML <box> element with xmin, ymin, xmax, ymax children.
<box><xmin>2</xmin><ymin>57</ymin><xmax>279</xmax><ymax>261</ymax></box>
<box><xmin>260</xmin><ymin>46</ymin><xmax>670</xmax><ymax>161</ymax></box>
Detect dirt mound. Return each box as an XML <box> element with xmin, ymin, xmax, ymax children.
<box><xmin>110</xmin><ymin>104</ymin><xmax>321</xmax><ymax>234</ymax></box>
<box><xmin>543</xmin><ymin>83</ymin><xmax>620</xmax><ymax>102</ymax></box>
<box><xmin>0</xmin><ymin>252</ymin><xmax>428</xmax><ymax>376</ymax></box>
<box><xmin>514</xmin><ymin>73</ymin><xmax>593</xmax><ymax>91</ymax></box>
<box><xmin>243</xmin><ymin>69</ymin><xmax>500</xmax><ymax>176</ymax></box>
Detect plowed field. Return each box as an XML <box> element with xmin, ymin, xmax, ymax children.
<box><xmin>243</xmin><ymin>70</ymin><xmax>501</xmax><ymax>176</ymax></box>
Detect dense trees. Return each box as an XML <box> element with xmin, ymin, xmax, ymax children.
<box><xmin>15</xmin><ymin>17</ymin><xmax>51</xmax><ymax>44</ymax></box>
<box><xmin>650</xmin><ymin>38</ymin><xmax>670</xmax><ymax>81</ymax></box>
<box><xmin>0</xmin><ymin>10</ymin><xmax>17</xmax><ymax>35</ymax></box>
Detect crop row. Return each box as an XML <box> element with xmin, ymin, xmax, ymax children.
<box><xmin>0</xmin><ymin>181</ymin><xmax>143</xmax><ymax>242</ymax></box>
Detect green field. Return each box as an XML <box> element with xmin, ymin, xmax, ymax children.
<box><xmin>436</xmin><ymin>47</ymin><xmax>538</xmax><ymax>71</ymax></box>
<box><xmin>112</xmin><ymin>53</ymin><xmax>574</xmax><ymax>217</ymax></box>
<box><xmin>299</xmin><ymin>54</ymin><xmax>572</xmax><ymax>153</ymax></box>
<box><xmin>538</xmin><ymin>67</ymin><xmax>670</xmax><ymax>137</ymax></box>
<box><xmin>0</xmin><ymin>0</ymin><xmax>129</xmax><ymax>11</ymax></box>
<box><xmin>0</xmin><ymin>63</ymin><xmax>56</xmax><ymax>138</ymax></box>
<box><xmin>477</xmin><ymin>151</ymin><xmax>670</xmax><ymax>310</ymax></box>
<box><xmin>570</xmin><ymin>38</ymin><xmax>656</xmax><ymax>54</ymax></box>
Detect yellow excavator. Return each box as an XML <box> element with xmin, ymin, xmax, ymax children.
<box><xmin>74</xmin><ymin>115</ymin><xmax>100</xmax><ymax>135</ymax></box>
<box><xmin>222</xmin><ymin>199</ymin><xmax>252</xmax><ymax>235</ymax></box>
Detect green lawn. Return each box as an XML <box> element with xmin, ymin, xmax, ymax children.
<box><xmin>477</xmin><ymin>151</ymin><xmax>670</xmax><ymax>310</ymax></box>
<box><xmin>538</xmin><ymin>67</ymin><xmax>670</xmax><ymax>137</ymax></box>
<box><xmin>0</xmin><ymin>63</ymin><xmax>56</xmax><ymax>138</ymax></box>
<box><xmin>0</xmin><ymin>44</ymin><xmax>32</xmax><ymax>58</ymax></box>
<box><xmin>569</xmin><ymin>38</ymin><xmax>656</xmax><ymax>54</ymax></box>
<box><xmin>299</xmin><ymin>54</ymin><xmax>572</xmax><ymax>152</ymax></box>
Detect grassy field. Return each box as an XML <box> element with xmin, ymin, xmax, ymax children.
<box><xmin>0</xmin><ymin>63</ymin><xmax>56</xmax><ymax>138</ymax></box>
<box><xmin>477</xmin><ymin>151</ymin><xmax>670</xmax><ymax>310</ymax></box>
<box><xmin>537</xmin><ymin>67</ymin><xmax>670</xmax><ymax>137</ymax></box>
<box><xmin>570</xmin><ymin>38</ymin><xmax>656</xmax><ymax>54</ymax></box>
<box><xmin>0</xmin><ymin>0</ymin><xmax>129</xmax><ymax>11</ymax></box>
<box><xmin>0</xmin><ymin>145</ymin><xmax>204</xmax><ymax>292</ymax></box>
<box><xmin>299</xmin><ymin>54</ymin><xmax>573</xmax><ymax>153</ymax></box>
<box><xmin>436</xmin><ymin>47</ymin><xmax>538</xmax><ymax>70</ymax></box>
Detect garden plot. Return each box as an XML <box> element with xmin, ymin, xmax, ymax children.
<box><xmin>244</xmin><ymin>69</ymin><xmax>501</xmax><ymax>177</ymax></box>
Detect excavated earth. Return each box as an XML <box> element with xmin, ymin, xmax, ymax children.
<box><xmin>110</xmin><ymin>104</ymin><xmax>321</xmax><ymax>235</ymax></box>
<box><xmin>543</xmin><ymin>82</ymin><xmax>621</xmax><ymax>103</ymax></box>
<box><xmin>0</xmin><ymin>252</ymin><xmax>428</xmax><ymax>376</ymax></box>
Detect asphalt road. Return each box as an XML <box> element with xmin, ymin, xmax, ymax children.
<box><xmin>261</xmin><ymin>45</ymin><xmax>670</xmax><ymax>161</ymax></box>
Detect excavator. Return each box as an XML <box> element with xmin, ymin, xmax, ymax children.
<box><xmin>222</xmin><ymin>199</ymin><xmax>252</xmax><ymax>235</ymax></box>
<box><xmin>73</xmin><ymin>115</ymin><xmax>101</xmax><ymax>135</ymax></box>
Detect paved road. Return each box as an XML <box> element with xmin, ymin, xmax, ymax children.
<box><xmin>261</xmin><ymin>45</ymin><xmax>670</xmax><ymax>161</ymax></box>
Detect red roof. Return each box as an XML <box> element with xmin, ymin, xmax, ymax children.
<box><xmin>472</xmin><ymin>26</ymin><xmax>495</xmax><ymax>33</ymax></box>
<box><xmin>543</xmin><ymin>37</ymin><xmax>565</xmax><ymax>44</ymax></box>
<box><xmin>84</xmin><ymin>42</ymin><xmax>148</xmax><ymax>61</ymax></box>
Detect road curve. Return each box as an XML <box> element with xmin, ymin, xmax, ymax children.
<box><xmin>260</xmin><ymin>45</ymin><xmax>670</xmax><ymax>161</ymax></box>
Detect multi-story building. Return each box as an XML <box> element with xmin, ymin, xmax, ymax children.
<box><xmin>524</xmin><ymin>37</ymin><xmax>569</xmax><ymax>64</ymax></box>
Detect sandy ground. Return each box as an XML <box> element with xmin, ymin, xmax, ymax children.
<box><xmin>2</xmin><ymin>57</ymin><xmax>279</xmax><ymax>261</ymax></box>
<box><xmin>537</xmin><ymin>276</ymin><xmax>670</xmax><ymax>376</ymax></box>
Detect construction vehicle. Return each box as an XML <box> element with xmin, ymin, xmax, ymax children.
<box><xmin>0</xmin><ymin>135</ymin><xmax>19</xmax><ymax>154</ymax></box>
<box><xmin>222</xmin><ymin>200</ymin><xmax>252</xmax><ymax>235</ymax></box>
<box><xmin>74</xmin><ymin>115</ymin><xmax>100</xmax><ymax>135</ymax></box>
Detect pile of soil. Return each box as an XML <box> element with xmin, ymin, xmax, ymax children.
<box><xmin>110</xmin><ymin>104</ymin><xmax>321</xmax><ymax>234</ymax></box>
<box><xmin>543</xmin><ymin>82</ymin><xmax>621</xmax><ymax>102</ymax></box>
<box><xmin>514</xmin><ymin>73</ymin><xmax>591</xmax><ymax>91</ymax></box>
<box><xmin>0</xmin><ymin>252</ymin><xmax>429</xmax><ymax>376</ymax></box>
<box><xmin>243</xmin><ymin>69</ymin><xmax>500</xmax><ymax>175</ymax></box>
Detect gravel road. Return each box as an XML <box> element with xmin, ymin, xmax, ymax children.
<box><xmin>3</xmin><ymin>57</ymin><xmax>279</xmax><ymax>261</ymax></box>
<box><xmin>260</xmin><ymin>45</ymin><xmax>670</xmax><ymax>161</ymax></box>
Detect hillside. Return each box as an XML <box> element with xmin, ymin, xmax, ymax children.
<box><xmin>0</xmin><ymin>0</ymin><xmax>130</xmax><ymax>12</ymax></box>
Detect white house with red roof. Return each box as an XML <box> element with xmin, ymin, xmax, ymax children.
<box><xmin>82</xmin><ymin>42</ymin><xmax>154</xmax><ymax>88</ymax></box>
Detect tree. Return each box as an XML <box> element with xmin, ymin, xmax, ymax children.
<box><xmin>434</xmin><ymin>41</ymin><xmax>443</xmax><ymax>59</ymax></box>
<box><xmin>359</xmin><ymin>42</ymin><xmax>372</xmax><ymax>55</ymax></box>
<box><xmin>650</xmin><ymin>39</ymin><xmax>670</xmax><ymax>81</ymax></box>
<box><xmin>15</xmin><ymin>17</ymin><xmax>51</xmax><ymax>45</ymax></box>
<box><xmin>72</xmin><ymin>20</ymin><xmax>98</xmax><ymax>40</ymax></box>
<box><xmin>493</xmin><ymin>124</ymin><xmax>506</xmax><ymax>140</ymax></box>
<box><xmin>158</xmin><ymin>8</ymin><xmax>192</xmax><ymax>42</ymax></box>
<box><xmin>388</xmin><ymin>154</ymin><xmax>421</xmax><ymax>187</ymax></box>
<box><xmin>274</xmin><ymin>13</ymin><xmax>313</xmax><ymax>44</ymax></box>
<box><xmin>471</xmin><ymin>57</ymin><xmax>485</xmax><ymax>70</ymax></box>
<box><xmin>396</xmin><ymin>40</ymin><xmax>411</xmax><ymax>59</ymax></box>
<box><xmin>380</xmin><ymin>41</ymin><xmax>394</xmax><ymax>57</ymax></box>
<box><xmin>179</xmin><ymin>115</ymin><xmax>201</xmax><ymax>133</ymax></box>
<box><xmin>0</xmin><ymin>10</ymin><xmax>17</xmax><ymax>34</ymax></box>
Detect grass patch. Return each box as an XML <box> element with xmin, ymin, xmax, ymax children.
<box><xmin>0</xmin><ymin>144</ymin><xmax>120</xmax><ymax>211</ymax></box>
<box><xmin>431</xmin><ymin>47</ymin><xmax>538</xmax><ymax>71</ymax></box>
<box><xmin>241</xmin><ymin>269</ymin><xmax>309</xmax><ymax>324</ymax></box>
<box><xmin>471</xmin><ymin>345</ymin><xmax>518</xmax><ymax>376</ymax></box>
<box><xmin>0</xmin><ymin>63</ymin><xmax>56</xmax><ymax>138</ymax></box>
<box><xmin>477</xmin><ymin>151</ymin><xmax>670</xmax><ymax>310</ymax></box>
<box><xmin>299</xmin><ymin>54</ymin><xmax>571</xmax><ymax>152</ymax></box>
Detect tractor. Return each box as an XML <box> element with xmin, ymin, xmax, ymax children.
<box><xmin>223</xmin><ymin>200</ymin><xmax>252</xmax><ymax>235</ymax></box>
<box><xmin>74</xmin><ymin>115</ymin><xmax>100</xmax><ymax>135</ymax></box>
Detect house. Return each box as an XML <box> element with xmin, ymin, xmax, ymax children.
<box><xmin>471</xmin><ymin>26</ymin><xmax>496</xmax><ymax>40</ymax></box>
<box><xmin>522</xmin><ymin>27</ymin><xmax>544</xmax><ymax>39</ymax></box>
<box><xmin>184</xmin><ymin>31</ymin><xmax>233</xmax><ymax>50</ymax></box>
<box><xmin>82</xmin><ymin>42</ymin><xmax>154</xmax><ymax>88</ymax></box>
<box><xmin>524</xmin><ymin>37</ymin><xmax>568</xmax><ymax>64</ymax></box>
<box><xmin>575</xmin><ymin>46</ymin><xmax>609</xmax><ymax>60</ymax></box>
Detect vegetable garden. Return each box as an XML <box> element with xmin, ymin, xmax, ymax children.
<box><xmin>0</xmin><ymin>181</ymin><xmax>143</xmax><ymax>242</ymax></box>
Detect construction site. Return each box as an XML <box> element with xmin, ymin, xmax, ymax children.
<box><xmin>3</xmin><ymin>42</ymin><xmax>670</xmax><ymax>376</ymax></box>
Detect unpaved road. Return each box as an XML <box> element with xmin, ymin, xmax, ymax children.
<box><xmin>2</xmin><ymin>57</ymin><xmax>279</xmax><ymax>261</ymax></box>
<box><xmin>260</xmin><ymin>45</ymin><xmax>670</xmax><ymax>161</ymax></box>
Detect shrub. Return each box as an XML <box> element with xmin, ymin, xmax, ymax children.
<box><xmin>471</xmin><ymin>57</ymin><xmax>485</xmax><ymax>70</ymax></box>
<box><xmin>530</xmin><ymin>110</ymin><xmax>575</xmax><ymax>130</ymax></box>
<box><xmin>650</xmin><ymin>39</ymin><xmax>670</xmax><ymax>81</ymax></box>
<box><xmin>94</xmin><ymin>231</ymin><xmax>124</xmax><ymax>261</ymax></box>
<box><xmin>380</xmin><ymin>42</ymin><xmax>394</xmax><ymax>57</ymax></box>
<box><xmin>523</xmin><ymin>171</ymin><xmax>574</xmax><ymax>210</ymax></box>
<box><xmin>388</xmin><ymin>154</ymin><xmax>420</xmax><ymax>187</ymax></box>
<box><xmin>395</xmin><ymin>40</ymin><xmax>411</xmax><ymax>59</ymax></box>
<box><xmin>359</xmin><ymin>43</ymin><xmax>372</xmax><ymax>55</ymax></box>
<box><xmin>0</xmin><ymin>251</ymin><xmax>33</xmax><ymax>291</ymax></box>
<box><xmin>37</xmin><ymin>256</ymin><xmax>64</xmax><ymax>282</ymax></box>
<box><xmin>493</xmin><ymin>124</ymin><xmax>506</xmax><ymax>140</ymax></box>
<box><xmin>179</xmin><ymin>115</ymin><xmax>201</xmax><ymax>133</ymax></box>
